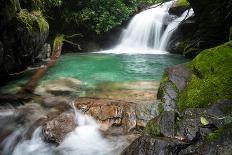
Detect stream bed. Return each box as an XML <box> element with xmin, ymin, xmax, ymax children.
<box><xmin>0</xmin><ymin>52</ymin><xmax>189</xmax><ymax>155</ymax></box>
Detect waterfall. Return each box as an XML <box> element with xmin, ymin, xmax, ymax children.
<box><xmin>159</xmin><ymin>9</ymin><xmax>194</xmax><ymax>51</ymax></box>
<box><xmin>9</xmin><ymin>102</ymin><xmax>128</xmax><ymax>155</ymax></box>
<box><xmin>99</xmin><ymin>1</ymin><xmax>194</xmax><ymax>54</ymax></box>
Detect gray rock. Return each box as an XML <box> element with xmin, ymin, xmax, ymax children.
<box><xmin>158</xmin><ymin>63</ymin><xmax>192</xmax><ymax>111</ymax></box>
<box><xmin>42</xmin><ymin>112</ymin><xmax>77</xmax><ymax>144</ymax></box>
<box><xmin>121</xmin><ymin>136</ymin><xmax>185</xmax><ymax>155</ymax></box>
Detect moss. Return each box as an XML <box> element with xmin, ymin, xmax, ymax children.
<box><xmin>178</xmin><ymin>41</ymin><xmax>232</xmax><ymax>111</ymax></box>
<box><xmin>207</xmin><ymin>128</ymin><xmax>223</xmax><ymax>142</ymax></box>
<box><xmin>52</xmin><ymin>35</ymin><xmax>64</xmax><ymax>52</ymax></box>
<box><xmin>144</xmin><ymin>118</ymin><xmax>161</xmax><ymax>137</ymax></box>
<box><xmin>17</xmin><ymin>9</ymin><xmax>49</xmax><ymax>32</ymax></box>
<box><xmin>158</xmin><ymin>102</ymin><xmax>164</xmax><ymax>114</ymax></box>
<box><xmin>174</xmin><ymin>0</ymin><xmax>190</xmax><ymax>7</ymax></box>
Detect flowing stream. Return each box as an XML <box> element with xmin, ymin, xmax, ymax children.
<box><xmin>0</xmin><ymin>1</ymin><xmax>194</xmax><ymax>155</ymax></box>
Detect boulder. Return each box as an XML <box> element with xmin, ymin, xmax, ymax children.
<box><xmin>0</xmin><ymin>0</ymin><xmax>49</xmax><ymax>78</ymax></box>
<box><xmin>121</xmin><ymin>136</ymin><xmax>185</xmax><ymax>155</ymax></box>
<box><xmin>145</xmin><ymin>111</ymin><xmax>177</xmax><ymax>138</ymax></box>
<box><xmin>75</xmin><ymin>97</ymin><xmax>160</xmax><ymax>133</ymax></box>
<box><xmin>158</xmin><ymin>63</ymin><xmax>192</xmax><ymax>111</ymax></box>
<box><xmin>42</xmin><ymin>112</ymin><xmax>77</xmax><ymax>144</ymax></box>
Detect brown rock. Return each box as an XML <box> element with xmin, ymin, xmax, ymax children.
<box><xmin>42</xmin><ymin>112</ymin><xmax>77</xmax><ymax>144</ymax></box>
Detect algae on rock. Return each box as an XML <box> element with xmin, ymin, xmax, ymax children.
<box><xmin>178</xmin><ymin>41</ymin><xmax>232</xmax><ymax>110</ymax></box>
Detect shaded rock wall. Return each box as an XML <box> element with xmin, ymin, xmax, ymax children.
<box><xmin>0</xmin><ymin>0</ymin><xmax>49</xmax><ymax>83</ymax></box>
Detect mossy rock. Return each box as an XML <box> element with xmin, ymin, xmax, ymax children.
<box><xmin>144</xmin><ymin>118</ymin><xmax>161</xmax><ymax>137</ymax></box>
<box><xmin>178</xmin><ymin>41</ymin><xmax>232</xmax><ymax>110</ymax></box>
<box><xmin>174</xmin><ymin>0</ymin><xmax>190</xmax><ymax>7</ymax></box>
<box><xmin>16</xmin><ymin>9</ymin><xmax>49</xmax><ymax>33</ymax></box>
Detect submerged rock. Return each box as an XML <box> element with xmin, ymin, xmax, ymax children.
<box><xmin>42</xmin><ymin>112</ymin><xmax>77</xmax><ymax>144</ymax></box>
<box><xmin>35</xmin><ymin>77</ymin><xmax>82</xmax><ymax>97</ymax></box>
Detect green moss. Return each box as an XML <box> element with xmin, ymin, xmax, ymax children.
<box><xmin>174</xmin><ymin>0</ymin><xmax>190</xmax><ymax>7</ymax></box>
<box><xmin>158</xmin><ymin>102</ymin><xmax>164</xmax><ymax>114</ymax></box>
<box><xmin>178</xmin><ymin>41</ymin><xmax>232</xmax><ymax>110</ymax></box>
<box><xmin>207</xmin><ymin>128</ymin><xmax>223</xmax><ymax>142</ymax></box>
<box><xmin>52</xmin><ymin>35</ymin><xmax>64</xmax><ymax>52</ymax></box>
<box><xmin>17</xmin><ymin>9</ymin><xmax>49</xmax><ymax>32</ymax></box>
<box><xmin>144</xmin><ymin>118</ymin><xmax>161</xmax><ymax>137</ymax></box>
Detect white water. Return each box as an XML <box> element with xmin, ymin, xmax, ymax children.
<box><xmin>159</xmin><ymin>9</ymin><xmax>194</xmax><ymax>50</ymax></box>
<box><xmin>99</xmin><ymin>0</ymin><xmax>194</xmax><ymax>54</ymax></box>
<box><xmin>11</xmin><ymin>103</ymin><xmax>128</xmax><ymax>155</ymax></box>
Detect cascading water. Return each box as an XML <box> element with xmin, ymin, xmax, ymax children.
<box><xmin>10</xmin><ymin>102</ymin><xmax>128</xmax><ymax>155</ymax></box>
<box><xmin>100</xmin><ymin>0</ymin><xmax>194</xmax><ymax>54</ymax></box>
<box><xmin>159</xmin><ymin>8</ymin><xmax>194</xmax><ymax>51</ymax></box>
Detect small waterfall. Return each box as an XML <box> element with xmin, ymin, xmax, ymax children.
<box><xmin>117</xmin><ymin>2</ymin><xmax>173</xmax><ymax>50</ymax></box>
<box><xmin>99</xmin><ymin>0</ymin><xmax>194</xmax><ymax>54</ymax></box>
<box><xmin>159</xmin><ymin>9</ymin><xmax>194</xmax><ymax>51</ymax></box>
<box><xmin>10</xmin><ymin>102</ymin><xmax>128</xmax><ymax>155</ymax></box>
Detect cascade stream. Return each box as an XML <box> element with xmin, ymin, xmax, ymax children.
<box><xmin>0</xmin><ymin>1</ymin><xmax>193</xmax><ymax>155</ymax></box>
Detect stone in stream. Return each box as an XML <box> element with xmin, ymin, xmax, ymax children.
<box><xmin>35</xmin><ymin>77</ymin><xmax>82</xmax><ymax>97</ymax></box>
<box><xmin>75</xmin><ymin>97</ymin><xmax>161</xmax><ymax>134</ymax></box>
<box><xmin>42</xmin><ymin>112</ymin><xmax>77</xmax><ymax>144</ymax></box>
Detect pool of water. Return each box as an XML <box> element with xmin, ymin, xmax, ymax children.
<box><xmin>1</xmin><ymin>53</ymin><xmax>189</xmax><ymax>92</ymax></box>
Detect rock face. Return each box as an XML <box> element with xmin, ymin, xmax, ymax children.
<box><xmin>121</xmin><ymin>136</ymin><xmax>185</xmax><ymax>155</ymax></box>
<box><xmin>75</xmin><ymin>97</ymin><xmax>161</xmax><ymax>133</ymax></box>
<box><xmin>158</xmin><ymin>63</ymin><xmax>192</xmax><ymax>111</ymax></box>
<box><xmin>42</xmin><ymin>112</ymin><xmax>77</xmax><ymax>144</ymax></box>
<box><xmin>0</xmin><ymin>0</ymin><xmax>49</xmax><ymax>81</ymax></box>
<box><xmin>123</xmin><ymin>100</ymin><xmax>232</xmax><ymax>155</ymax></box>
<box><xmin>158</xmin><ymin>41</ymin><xmax>232</xmax><ymax>111</ymax></box>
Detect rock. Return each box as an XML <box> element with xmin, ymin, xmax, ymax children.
<box><xmin>75</xmin><ymin>97</ymin><xmax>160</xmax><ymax>133</ymax></box>
<box><xmin>145</xmin><ymin>111</ymin><xmax>177</xmax><ymax>138</ymax></box>
<box><xmin>35</xmin><ymin>77</ymin><xmax>82</xmax><ymax>97</ymax></box>
<box><xmin>42</xmin><ymin>112</ymin><xmax>77</xmax><ymax>144</ymax></box>
<box><xmin>178</xmin><ymin>41</ymin><xmax>232</xmax><ymax>110</ymax></box>
<box><xmin>187</xmin><ymin>0</ymin><xmax>231</xmax><ymax>52</ymax></box>
<box><xmin>158</xmin><ymin>63</ymin><xmax>192</xmax><ymax>111</ymax></box>
<box><xmin>121</xmin><ymin>136</ymin><xmax>185</xmax><ymax>155</ymax></box>
<box><xmin>36</xmin><ymin>43</ymin><xmax>51</xmax><ymax>61</ymax></box>
<box><xmin>196</xmin><ymin>127</ymin><xmax>232</xmax><ymax>155</ymax></box>
<box><xmin>0</xmin><ymin>1</ymin><xmax>49</xmax><ymax>78</ymax></box>
<box><xmin>169</xmin><ymin>6</ymin><xmax>189</xmax><ymax>16</ymax></box>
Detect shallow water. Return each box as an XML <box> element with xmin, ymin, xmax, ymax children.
<box><xmin>1</xmin><ymin>53</ymin><xmax>189</xmax><ymax>93</ymax></box>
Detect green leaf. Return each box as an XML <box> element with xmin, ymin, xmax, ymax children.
<box><xmin>200</xmin><ymin>117</ymin><xmax>209</xmax><ymax>125</ymax></box>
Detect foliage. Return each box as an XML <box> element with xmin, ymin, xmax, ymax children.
<box><xmin>41</xmin><ymin>0</ymin><xmax>166</xmax><ymax>35</ymax></box>
<box><xmin>17</xmin><ymin>9</ymin><xmax>49</xmax><ymax>32</ymax></box>
<box><xmin>177</xmin><ymin>41</ymin><xmax>232</xmax><ymax>110</ymax></box>
<box><xmin>52</xmin><ymin>34</ymin><xmax>64</xmax><ymax>52</ymax></box>
<box><xmin>144</xmin><ymin>118</ymin><xmax>161</xmax><ymax>137</ymax></box>
<box><xmin>174</xmin><ymin>0</ymin><xmax>190</xmax><ymax>7</ymax></box>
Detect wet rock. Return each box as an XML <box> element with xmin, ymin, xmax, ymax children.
<box><xmin>42</xmin><ymin>112</ymin><xmax>77</xmax><ymax>144</ymax></box>
<box><xmin>36</xmin><ymin>43</ymin><xmax>51</xmax><ymax>61</ymax></box>
<box><xmin>0</xmin><ymin>0</ymin><xmax>49</xmax><ymax>78</ymax></box>
<box><xmin>121</xmin><ymin>136</ymin><xmax>185</xmax><ymax>155</ymax></box>
<box><xmin>158</xmin><ymin>63</ymin><xmax>192</xmax><ymax>111</ymax></box>
<box><xmin>145</xmin><ymin>111</ymin><xmax>177</xmax><ymax>138</ymax></box>
<box><xmin>75</xmin><ymin>97</ymin><xmax>159</xmax><ymax>133</ymax></box>
<box><xmin>169</xmin><ymin>6</ymin><xmax>190</xmax><ymax>16</ymax></box>
<box><xmin>196</xmin><ymin>127</ymin><xmax>232</xmax><ymax>155</ymax></box>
